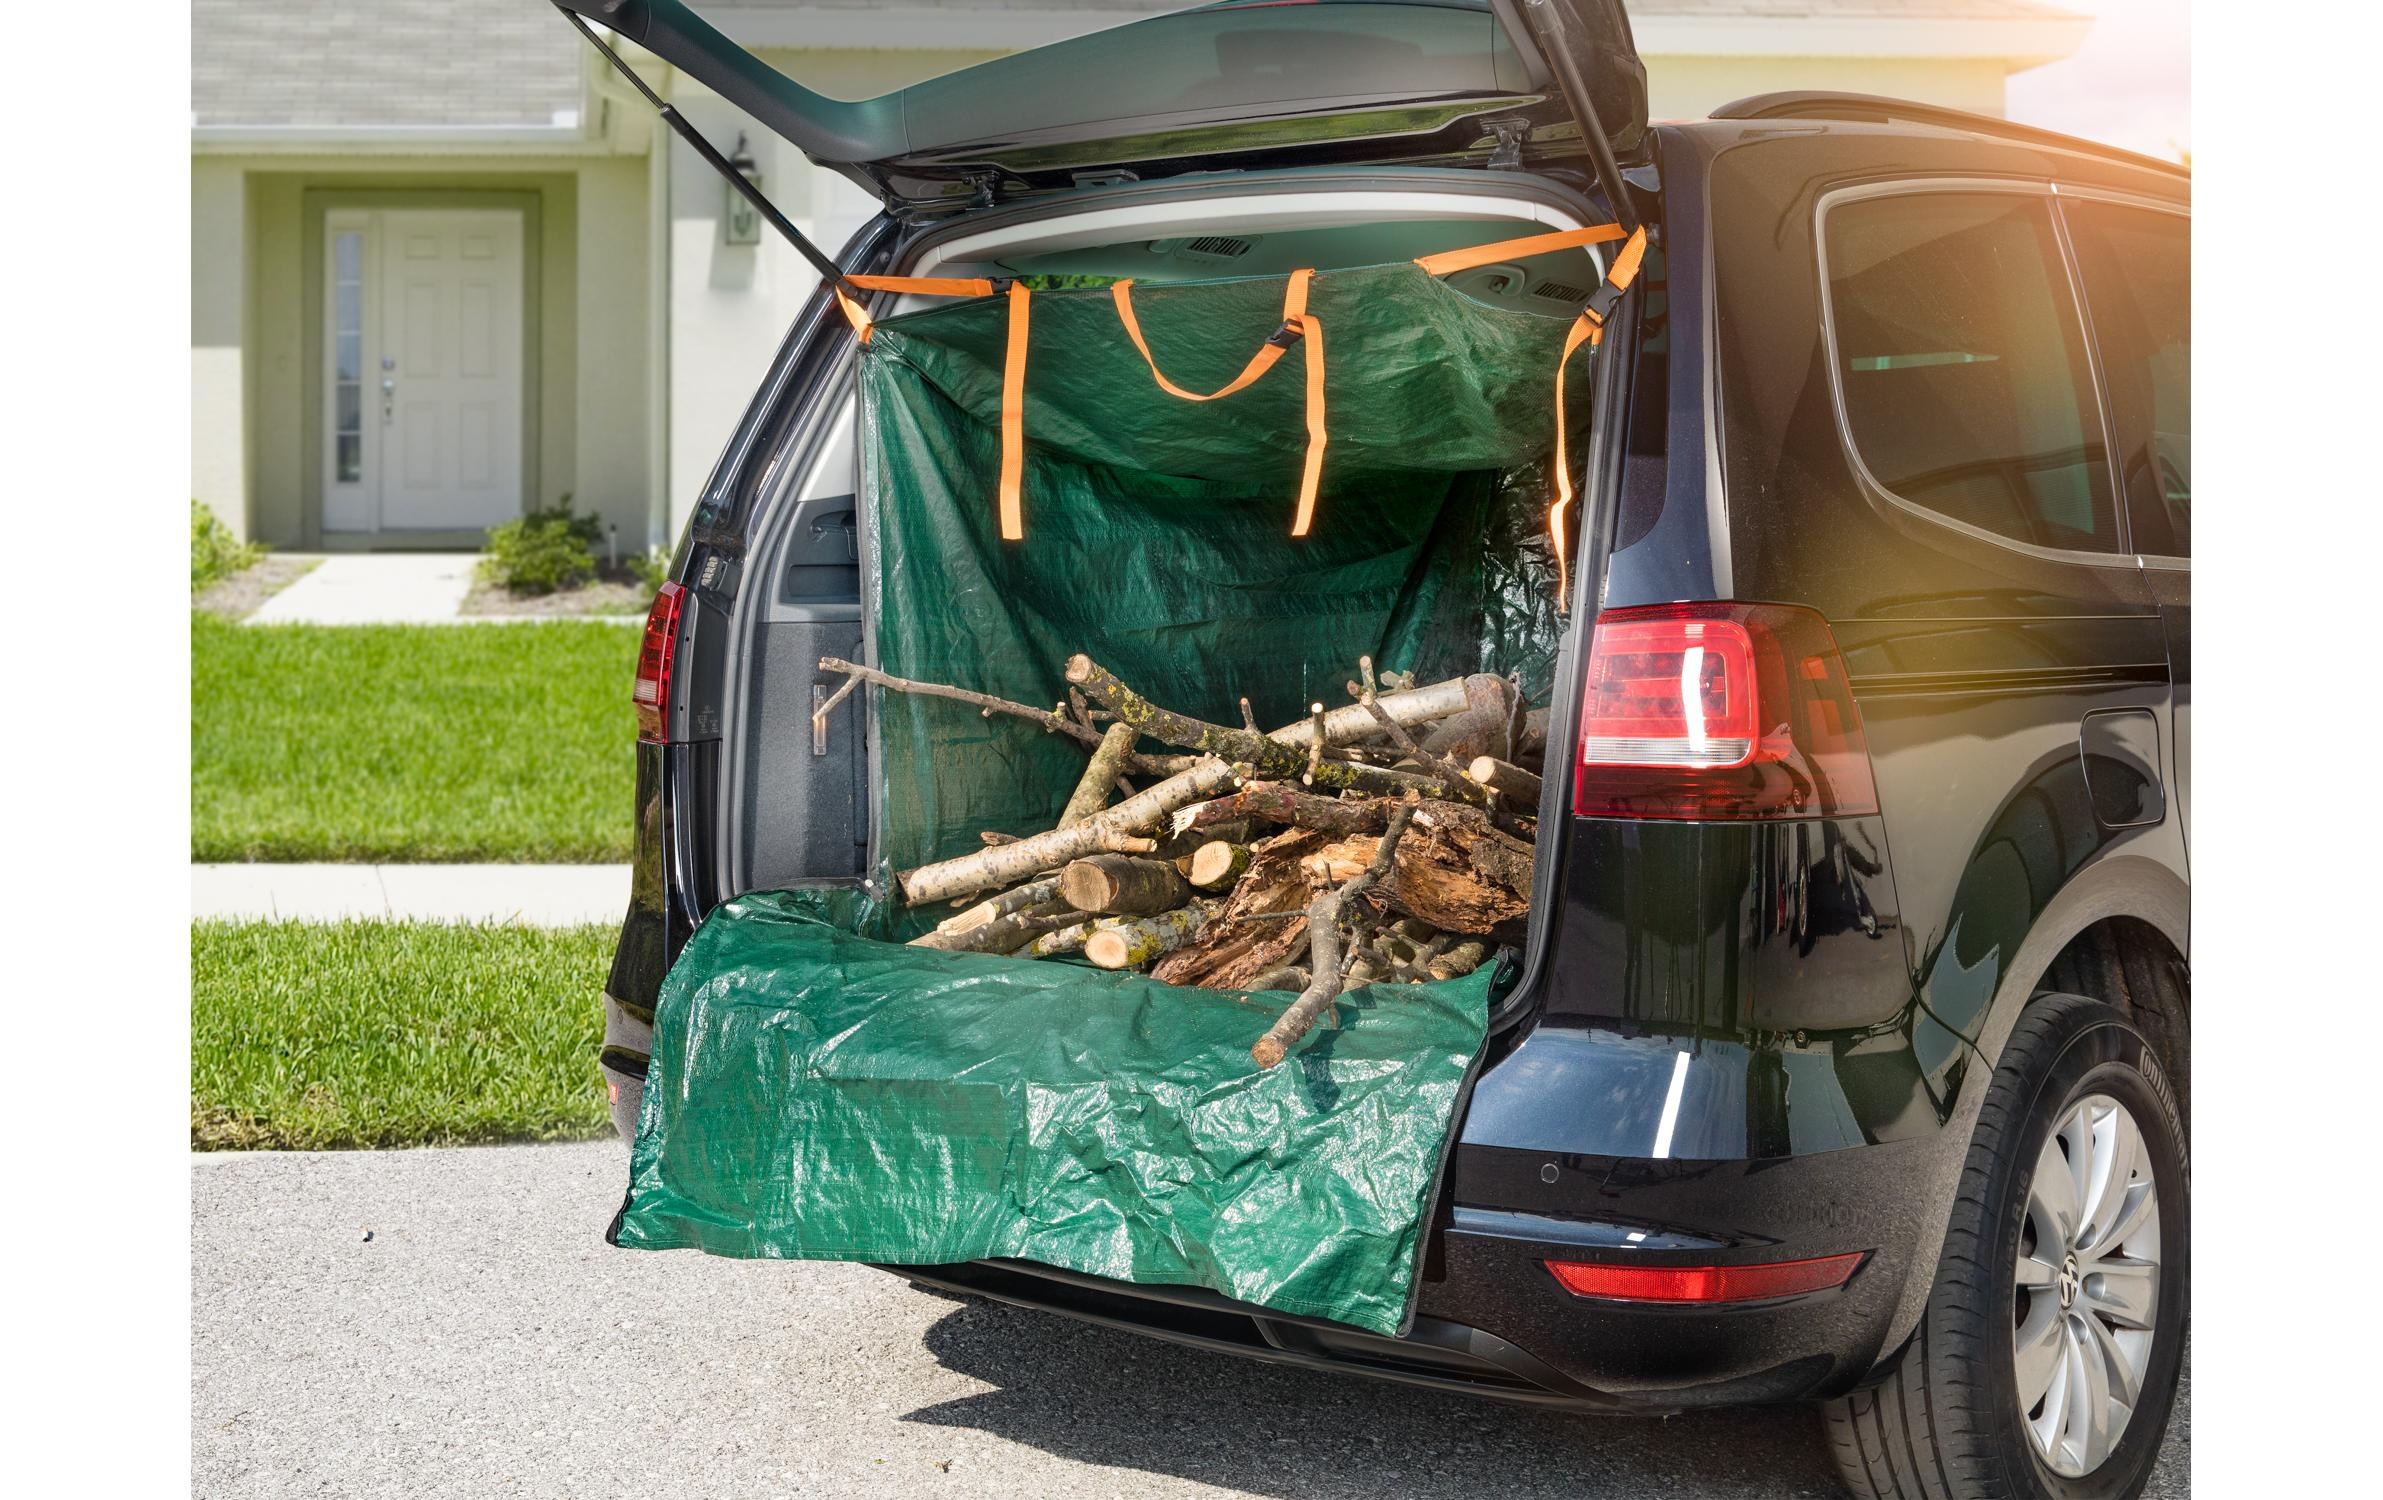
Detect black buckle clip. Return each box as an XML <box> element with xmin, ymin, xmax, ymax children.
<box><xmin>987</xmin><ymin>275</ymin><xmax>1017</xmax><ymax>294</ymax></box>
<box><xmin>1581</xmin><ymin>280</ymin><xmax>1626</xmax><ymax>328</ymax></box>
<box><xmin>1264</xmin><ymin>319</ymin><xmax>1306</xmax><ymax>349</ymax></box>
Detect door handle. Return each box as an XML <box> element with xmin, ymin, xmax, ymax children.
<box><xmin>380</xmin><ymin>375</ymin><xmax>396</xmax><ymax>424</ymax></box>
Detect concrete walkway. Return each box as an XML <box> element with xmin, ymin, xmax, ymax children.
<box><xmin>244</xmin><ymin>553</ymin><xmax>481</xmax><ymax>625</ymax></box>
<box><xmin>193</xmin><ymin>863</ymin><xmax>630</xmax><ymax>925</ymax></box>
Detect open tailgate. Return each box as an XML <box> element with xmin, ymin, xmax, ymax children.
<box><xmin>551</xmin><ymin>1</ymin><xmax>1647</xmax><ymax>207</ymax></box>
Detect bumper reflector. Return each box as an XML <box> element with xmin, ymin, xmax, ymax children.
<box><xmin>1545</xmin><ymin>1252</ymin><xmax>1867</xmax><ymax>1304</ymax></box>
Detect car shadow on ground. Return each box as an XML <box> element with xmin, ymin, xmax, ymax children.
<box><xmin>896</xmin><ymin>1294</ymin><xmax>1848</xmax><ymax>1499</ymax></box>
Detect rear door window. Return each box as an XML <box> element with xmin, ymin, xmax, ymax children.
<box><xmin>2065</xmin><ymin>200</ymin><xmax>2191</xmax><ymax>557</ymax></box>
<box><xmin>1823</xmin><ymin>191</ymin><xmax>2119</xmax><ymax>554</ymax></box>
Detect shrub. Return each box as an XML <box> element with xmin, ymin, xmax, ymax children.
<box><xmin>483</xmin><ymin>499</ymin><xmax>602</xmax><ymax>595</ymax></box>
<box><xmin>629</xmin><ymin>545</ymin><xmax>674</xmax><ymax>596</ymax></box>
<box><xmin>191</xmin><ymin>501</ymin><xmax>262</xmax><ymax>591</ymax></box>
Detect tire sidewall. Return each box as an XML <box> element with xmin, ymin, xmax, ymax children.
<box><xmin>1970</xmin><ymin>1006</ymin><xmax>2190</xmax><ymax>1500</ymax></box>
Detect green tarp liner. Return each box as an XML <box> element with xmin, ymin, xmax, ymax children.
<box><xmin>613</xmin><ymin>255</ymin><xmax>1598</xmax><ymax>1334</ymax></box>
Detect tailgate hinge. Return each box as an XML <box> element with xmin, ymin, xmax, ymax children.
<box><xmin>1483</xmin><ymin>116</ymin><xmax>1531</xmax><ymax>172</ymax></box>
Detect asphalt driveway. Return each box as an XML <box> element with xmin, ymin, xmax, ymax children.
<box><xmin>192</xmin><ymin>1141</ymin><xmax>2188</xmax><ymax>1498</ymax></box>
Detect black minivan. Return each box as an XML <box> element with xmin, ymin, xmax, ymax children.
<box><xmin>571</xmin><ymin>4</ymin><xmax>2189</xmax><ymax>1495</ymax></box>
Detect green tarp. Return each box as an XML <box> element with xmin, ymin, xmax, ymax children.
<box><xmin>611</xmin><ymin>258</ymin><xmax>1593</xmax><ymax>1333</ymax></box>
<box><xmin>613</xmin><ymin>892</ymin><xmax>1493</xmax><ymax>1336</ymax></box>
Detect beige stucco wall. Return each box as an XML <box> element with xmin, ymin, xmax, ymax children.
<box><xmin>196</xmin><ymin>156</ymin><xmax>652</xmax><ymax>550</ymax></box>
<box><xmin>1643</xmin><ymin>53</ymin><xmax>2012</xmax><ymax>122</ymax></box>
<box><xmin>660</xmin><ymin>49</ymin><xmax>997</xmax><ymax>537</ymax></box>
<box><xmin>192</xmin><ymin>161</ymin><xmax>250</xmax><ymax>541</ymax></box>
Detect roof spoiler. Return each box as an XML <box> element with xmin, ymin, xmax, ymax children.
<box><xmin>551</xmin><ymin>0</ymin><xmax>906</xmax><ymax>163</ymax></box>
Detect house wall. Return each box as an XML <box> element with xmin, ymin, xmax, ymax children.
<box><xmin>194</xmin><ymin>155</ymin><xmax>653</xmax><ymax>550</ymax></box>
<box><xmin>660</xmin><ymin>49</ymin><xmax>997</xmax><ymax>539</ymax></box>
<box><xmin>192</xmin><ymin>162</ymin><xmax>251</xmax><ymax>540</ymax></box>
<box><xmin>1641</xmin><ymin>53</ymin><xmax>2012</xmax><ymax>121</ymax></box>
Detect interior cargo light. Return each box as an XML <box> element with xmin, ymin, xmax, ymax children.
<box><xmin>1574</xmin><ymin>602</ymin><xmax>1879</xmax><ymax>820</ymax></box>
<box><xmin>1545</xmin><ymin>1252</ymin><xmax>1867</xmax><ymax>1304</ymax></box>
<box><xmin>634</xmin><ymin>581</ymin><xmax>687</xmax><ymax>744</ymax></box>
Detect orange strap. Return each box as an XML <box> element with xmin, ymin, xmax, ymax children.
<box><xmin>1413</xmin><ymin>222</ymin><xmax>1629</xmax><ymax>278</ymax></box>
<box><xmin>834</xmin><ymin>274</ymin><xmax>1031</xmax><ymax>540</ymax></box>
<box><xmin>1545</xmin><ymin>225</ymin><xmax>1649</xmax><ymax>611</ymax></box>
<box><xmin>832</xmin><ymin>274</ymin><xmax>997</xmax><ymax>345</ymax></box>
<box><xmin>997</xmin><ymin>281</ymin><xmax>1030</xmax><ymax>541</ymax></box>
<box><xmin>1111</xmin><ymin>269</ymin><xmax>1328</xmax><ymax>536</ymax></box>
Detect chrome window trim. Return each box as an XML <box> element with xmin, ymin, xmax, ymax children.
<box><xmin>1812</xmin><ymin>176</ymin><xmax>2137</xmax><ymax>571</ymax></box>
<box><xmin>2052</xmin><ymin>185</ymin><xmax>2192</xmax><ymax>572</ymax></box>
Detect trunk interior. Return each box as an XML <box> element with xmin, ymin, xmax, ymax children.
<box><xmin>724</xmin><ymin>181</ymin><xmax>1616</xmax><ymax>970</ymax></box>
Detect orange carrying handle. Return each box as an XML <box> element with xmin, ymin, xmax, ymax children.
<box><xmin>1112</xmin><ymin>269</ymin><xmax>1327</xmax><ymax>536</ymax></box>
<box><xmin>834</xmin><ymin>218</ymin><xmax>1645</xmax><ymax>567</ymax></box>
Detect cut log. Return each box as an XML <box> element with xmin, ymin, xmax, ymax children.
<box><xmin>1516</xmin><ymin>707</ymin><xmax>1550</xmax><ymax>765</ymax></box>
<box><xmin>909</xmin><ymin>899</ymin><xmax>1078</xmax><ymax>954</ymax></box>
<box><xmin>897</xmin><ymin>674</ymin><xmax>1473</xmax><ymax>903</ymax></box>
<box><xmin>937</xmin><ymin>875</ymin><xmax>1064</xmax><ymax>936</ymax></box>
<box><xmin>1252</xmin><ymin>804</ymin><xmax>1415</xmax><ymax>1068</ymax></box>
<box><xmin>1466</xmin><ymin>756</ymin><xmax>1544</xmax><ymax>807</ymax></box>
<box><xmin>1067</xmin><ymin>654</ymin><xmax>1498</xmax><ymax>808</ymax></box>
<box><xmin>1175</xmin><ymin>783</ymin><xmax>1390</xmax><ymax>840</ymax></box>
<box><xmin>1425</xmin><ymin>940</ymin><xmax>1489</xmax><ymax>982</ymax></box>
<box><xmin>1060</xmin><ymin>854</ymin><xmax>1189</xmax><ymax>916</ymax></box>
<box><xmin>1247</xmin><ymin>965</ymin><xmax>1310</xmax><ymax>993</ymax></box>
<box><xmin>1187</xmin><ymin>841</ymin><xmax>1251</xmax><ymax>891</ymax></box>
<box><xmin>1149</xmin><ymin>829</ymin><xmax>1326</xmax><ymax>990</ymax></box>
<box><xmin>1084</xmin><ymin>902</ymin><xmax>1213</xmax><ymax>970</ymax></box>
<box><xmin>1302</xmin><ymin>801</ymin><xmax>1534</xmax><ymax>934</ymax></box>
<box><xmin>1417</xmin><ymin>675</ymin><xmax>1517</xmax><ymax>763</ymax></box>
<box><xmin>1059</xmin><ymin>721</ymin><xmax>1139</xmax><ymax>828</ymax></box>
<box><xmin>1026</xmin><ymin>913</ymin><xmax>1132</xmax><ymax>957</ymax></box>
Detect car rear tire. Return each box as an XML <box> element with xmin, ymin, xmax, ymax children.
<box><xmin>1820</xmin><ymin>993</ymin><xmax>2187</xmax><ymax>1499</ymax></box>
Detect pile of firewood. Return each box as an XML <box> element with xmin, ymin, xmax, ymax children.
<box><xmin>814</xmin><ymin>652</ymin><xmax>1547</xmax><ymax>1067</ymax></box>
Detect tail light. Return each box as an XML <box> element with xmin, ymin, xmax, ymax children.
<box><xmin>634</xmin><ymin>581</ymin><xmax>687</xmax><ymax>744</ymax></box>
<box><xmin>1545</xmin><ymin>1252</ymin><xmax>1867</xmax><ymax>1304</ymax></box>
<box><xmin>1574</xmin><ymin>602</ymin><xmax>1877</xmax><ymax>820</ymax></box>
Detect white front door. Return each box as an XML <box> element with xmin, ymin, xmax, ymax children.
<box><xmin>323</xmin><ymin>208</ymin><xmax>526</xmax><ymax>535</ymax></box>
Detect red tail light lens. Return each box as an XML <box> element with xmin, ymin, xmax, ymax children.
<box><xmin>634</xmin><ymin>581</ymin><xmax>687</xmax><ymax>744</ymax></box>
<box><xmin>1574</xmin><ymin>602</ymin><xmax>1878</xmax><ymax>820</ymax></box>
<box><xmin>1545</xmin><ymin>1252</ymin><xmax>1867</xmax><ymax>1304</ymax></box>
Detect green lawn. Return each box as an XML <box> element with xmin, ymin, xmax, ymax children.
<box><xmin>192</xmin><ymin>920</ymin><xmax>615</xmax><ymax>1150</ymax></box>
<box><xmin>192</xmin><ymin>614</ymin><xmax>639</xmax><ymax>862</ymax></box>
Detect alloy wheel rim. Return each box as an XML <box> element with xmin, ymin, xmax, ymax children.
<box><xmin>2012</xmin><ymin>1092</ymin><xmax>2162</xmax><ymax>1478</ymax></box>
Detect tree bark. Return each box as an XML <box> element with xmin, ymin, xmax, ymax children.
<box><xmin>1084</xmin><ymin>902</ymin><xmax>1214</xmax><ymax>970</ymax></box>
<box><xmin>1424</xmin><ymin>940</ymin><xmax>1489</xmax><ymax>982</ymax></box>
<box><xmin>908</xmin><ymin>899</ymin><xmax>1078</xmax><ymax>954</ymax></box>
<box><xmin>1466</xmin><ymin>756</ymin><xmax>1544</xmax><ymax>806</ymax></box>
<box><xmin>1068</xmin><ymin>655</ymin><xmax>1498</xmax><ymax>808</ymax></box>
<box><xmin>1186</xmin><ymin>841</ymin><xmax>1250</xmax><ymax>891</ymax></box>
<box><xmin>816</xmin><ymin>657</ymin><xmax>1196</xmax><ymax>779</ymax></box>
<box><xmin>1252</xmin><ymin>805</ymin><xmax>1414</xmax><ymax>1068</ymax></box>
<box><xmin>896</xmin><ymin>675</ymin><xmax>1473</xmax><ymax>904</ymax></box>
<box><xmin>1059</xmin><ymin>722</ymin><xmax>1139</xmax><ymax>828</ymax></box>
<box><xmin>1148</xmin><ymin>829</ymin><xmax>1325</xmax><ymax>989</ymax></box>
<box><xmin>1060</xmin><ymin>854</ymin><xmax>1189</xmax><ymax>916</ymax></box>
<box><xmin>1174</xmin><ymin>783</ymin><xmax>1391</xmax><ymax>840</ymax></box>
<box><xmin>1300</xmin><ymin>800</ymin><xmax>1533</xmax><ymax>934</ymax></box>
<box><xmin>936</xmin><ymin>875</ymin><xmax>1064</xmax><ymax>936</ymax></box>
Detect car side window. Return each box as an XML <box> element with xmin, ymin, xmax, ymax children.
<box><xmin>1824</xmin><ymin>191</ymin><xmax>2119</xmax><ymax>553</ymax></box>
<box><xmin>2065</xmin><ymin>200</ymin><xmax>2190</xmax><ymax>557</ymax></box>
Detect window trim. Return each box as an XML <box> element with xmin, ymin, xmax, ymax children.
<box><xmin>2050</xmin><ymin>184</ymin><xmax>2192</xmax><ymax>571</ymax></box>
<box><xmin>1812</xmin><ymin>176</ymin><xmax>2136</xmax><ymax>571</ymax></box>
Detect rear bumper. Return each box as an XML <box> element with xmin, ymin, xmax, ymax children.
<box><xmin>902</xmin><ymin>1126</ymin><xmax>1956</xmax><ymax>1414</ymax></box>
